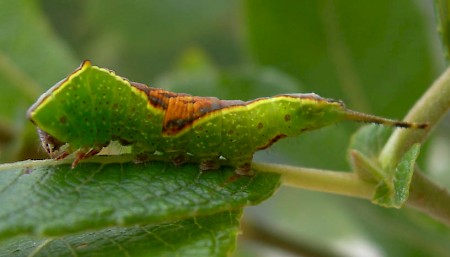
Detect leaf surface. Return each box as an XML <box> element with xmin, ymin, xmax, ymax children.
<box><xmin>0</xmin><ymin>158</ymin><xmax>280</xmax><ymax>239</ymax></box>
<box><xmin>0</xmin><ymin>210</ymin><xmax>241</xmax><ymax>257</ymax></box>
<box><xmin>372</xmin><ymin>144</ymin><xmax>421</xmax><ymax>208</ymax></box>
<box><xmin>348</xmin><ymin>126</ymin><xmax>421</xmax><ymax>207</ymax></box>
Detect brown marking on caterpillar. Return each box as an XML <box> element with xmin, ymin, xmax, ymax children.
<box><xmin>60</xmin><ymin>116</ymin><xmax>67</xmax><ymax>124</ymax></box>
<box><xmin>131</xmin><ymin>82</ymin><xmax>190</xmax><ymax>110</ymax></box>
<box><xmin>148</xmin><ymin>89</ymin><xmax>179</xmax><ymax>109</ymax></box>
<box><xmin>163</xmin><ymin>99</ymin><xmax>246</xmax><ymax>135</ymax></box>
<box><xmin>256</xmin><ymin>134</ymin><xmax>287</xmax><ymax>150</ymax></box>
<box><xmin>151</xmin><ymin>92</ymin><xmax>338</xmax><ymax>135</ymax></box>
<box><xmin>145</xmin><ymin>94</ymin><xmax>246</xmax><ymax>135</ymax></box>
<box><xmin>124</xmin><ymin>81</ymin><xmax>346</xmax><ymax>138</ymax></box>
<box><xmin>131</xmin><ymin>82</ymin><xmax>246</xmax><ymax>135</ymax></box>
<box><xmin>258</xmin><ymin>122</ymin><xmax>263</xmax><ymax>129</ymax></box>
<box><xmin>162</xmin><ymin>96</ymin><xmax>223</xmax><ymax>134</ymax></box>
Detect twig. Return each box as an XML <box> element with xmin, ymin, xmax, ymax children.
<box><xmin>253</xmin><ymin>162</ymin><xmax>450</xmax><ymax>227</ymax></box>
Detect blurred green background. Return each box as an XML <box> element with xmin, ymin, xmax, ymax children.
<box><xmin>1</xmin><ymin>0</ymin><xmax>450</xmax><ymax>256</ymax></box>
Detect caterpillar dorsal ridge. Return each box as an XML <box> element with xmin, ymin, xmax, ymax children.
<box><xmin>27</xmin><ymin>61</ymin><xmax>428</xmax><ymax>175</ymax></box>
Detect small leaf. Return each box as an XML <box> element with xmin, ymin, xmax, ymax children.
<box><xmin>348</xmin><ymin>125</ymin><xmax>392</xmax><ymax>159</ymax></box>
<box><xmin>349</xmin><ymin>126</ymin><xmax>422</xmax><ymax>207</ymax></box>
<box><xmin>0</xmin><ymin>158</ymin><xmax>280</xmax><ymax>240</ymax></box>
<box><xmin>372</xmin><ymin>144</ymin><xmax>421</xmax><ymax>208</ymax></box>
<box><xmin>348</xmin><ymin>125</ymin><xmax>392</xmax><ymax>180</ymax></box>
<box><xmin>349</xmin><ymin>150</ymin><xmax>384</xmax><ymax>182</ymax></box>
<box><xmin>0</xmin><ymin>210</ymin><xmax>241</xmax><ymax>257</ymax></box>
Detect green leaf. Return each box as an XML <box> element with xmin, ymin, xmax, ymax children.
<box><xmin>349</xmin><ymin>150</ymin><xmax>384</xmax><ymax>182</ymax></box>
<box><xmin>0</xmin><ymin>158</ymin><xmax>280</xmax><ymax>239</ymax></box>
<box><xmin>372</xmin><ymin>144</ymin><xmax>421</xmax><ymax>208</ymax></box>
<box><xmin>0</xmin><ymin>210</ymin><xmax>241</xmax><ymax>257</ymax></box>
<box><xmin>348</xmin><ymin>125</ymin><xmax>392</xmax><ymax>180</ymax></box>
<box><xmin>348</xmin><ymin>125</ymin><xmax>393</xmax><ymax>159</ymax></box>
<box><xmin>348</xmin><ymin>126</ymin><xmax>422</xmax><ymax>207</ymax></box>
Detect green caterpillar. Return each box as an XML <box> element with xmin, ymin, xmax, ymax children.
<box><xmin>27</xmin><ymin>61</ymin><xmax>427</xmax><ymax>175</ymax></box>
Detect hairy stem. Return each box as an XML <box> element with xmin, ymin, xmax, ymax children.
<box><xmin>253</xmin><ymin>162</ymin><xmax>450</xmax><ymax>227</ymax></box>
<box><xmin>407</xmin><ymin>170</ymin><xmax>450</xmax><ymax>227</ymax></box>
<box><xmin>252</xmin><ymin>162</ymin><xmax>374</xmax><ymax>199</ymax></box>
<box><xmin>379</xmin><ymin>67</ymin><xmax>450</xmax><ymax>169</ymax></box>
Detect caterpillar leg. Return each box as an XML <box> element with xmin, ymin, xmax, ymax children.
<box><xmin>71</xmin><ymin>148</ymin><xmax>101</xmax><ymax>168</ymax></box>
<box><xmin>133</xmin><ymin>151</ymin><xmax>156</xmax><ymax>164</ymax></box>
<box><xmin>170</xmin><ymin>154</ymin><xmax>188</xmax><ymax>166</ymax></box>
<box><xmin>233</xmin><ymin>156</ymin><xmax>254</xmax><ymax>176</ymax></box>
<box><xmin>235</xmin><ymin>163</ymin><xmax>254</xmax><ymax>176</ymax></box>
<box><xmin>199</xmin><ymin>157</ymin><xmax>220</xmax><ymax>171</ymax></box>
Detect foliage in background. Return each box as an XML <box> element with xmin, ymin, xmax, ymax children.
<box><xmin>0</xmin><ymin>0</ymin><xmax>449</xmax><ymax>256</ymax></box>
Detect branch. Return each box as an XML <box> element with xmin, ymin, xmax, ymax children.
<box><xmin>379</xmin><ymin>66</ymin><xmax>450</xmax><ymax>169</ymax></box>
<box><xmin>253</xmin><ymin>162</ymin><xmax>450</xmax><ymax>227</ymax></box>
<box><xmin>407</xmin><ymin>170</ymin><xmax>450</xmax><ymax>227</ymax></box>
<box><xmin>252</xmin><ymin>162</ymin><xmax>374</xmax><ymax>199</ymax></box>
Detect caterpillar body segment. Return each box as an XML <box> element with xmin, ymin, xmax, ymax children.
<box><xmin>27</xmin><ymin>61</ymin><xmax>428</xmax><ymax>174</ymax></box>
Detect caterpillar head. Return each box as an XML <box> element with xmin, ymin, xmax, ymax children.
<box><xmin>36</xmin><ymin>128</ymin><xmax>65</xmax><ymax>157</ymax></box>
<box><xmin>27</xmin><ymin>61</ymin><xmax>95</xmax><ymax>157</ymax></box>
<box><xmin>27</xmin><ymin>78</ymin><xmax>76</xmax><ymax>158</ymax></box>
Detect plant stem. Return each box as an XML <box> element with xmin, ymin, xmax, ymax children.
<box><xmin>379</xmin><ymin>66</ymin><xmax>450</xmax><ymax>169</ymax></box>
<box><xmin>252</xmin><ymin>162</ymin><xmax>374</xmax><ymax>199</ymax></box>
<box><xmin>376</xmin><ymin>65</ymin><xmax>450</xmax><ymax>225</ymax></box>
<box><xmin>407</xmin><ymin>170</ymin><xmax>450</xmax><ymax>227</ymax></box>
<box><xmin>253</xmin><ymin>162</ymin><xmax>450</xmax><ymax>227</ymax></box>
